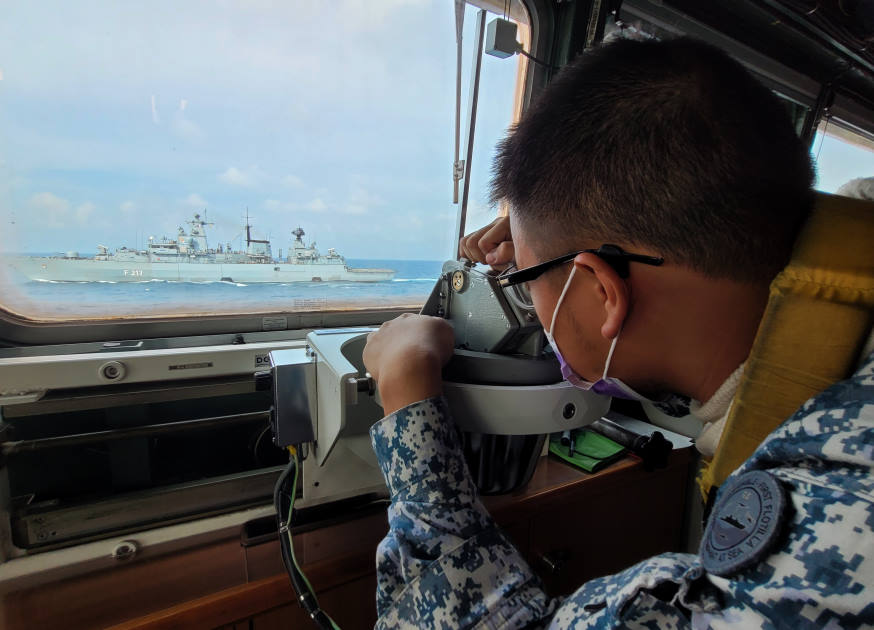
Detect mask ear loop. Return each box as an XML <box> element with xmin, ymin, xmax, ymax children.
<box><xmin>602</xmin><ymin>332</ymin><xmax>621</xmax><ymax>379</ymax></box>
<box><xmin>547</xmin><ymin>266</ymin><xmax>577</xmax><ymax>335</ymax></box>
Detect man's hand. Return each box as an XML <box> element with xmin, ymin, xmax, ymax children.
<box><xmin>363</xmin><ymin>314</ymin><xmax>455</xmax><ymax>416</ymax></box>
<box><xmin>458</xmin><ymin>216</ymin><xmax>514</xmax><ymax>268</ymax></box>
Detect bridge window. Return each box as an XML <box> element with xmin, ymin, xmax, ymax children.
<box><xmin>812</xmin><ymin>121</ymin><xmax>874</xmax><ymax>194</ymax></box>
<box><xmin>0</xmin><ymin>1</ymin><xmax>528</xmax><ymax>323</ymax></box>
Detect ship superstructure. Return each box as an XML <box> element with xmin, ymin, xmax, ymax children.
<box><xmin>6</xmin><ymin>213</ymin><xmax>395</xmax><ymax>283</ymax></box>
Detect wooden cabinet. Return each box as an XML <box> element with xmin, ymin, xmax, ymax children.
<box><xmin>526</xmin><ymin>455</ymin><xmax>689</xmax><ymax>595</ymax></box>
<box><xmin>2</xmin><ymin>449</ymin><xmax>693</xmax><ymax>630</ymax></box>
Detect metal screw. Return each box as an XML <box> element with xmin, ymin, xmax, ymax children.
<box><xmin>99</xmin><ymin>360</ymin><xmax>126</xmax><ymax>381</ymax></box>
<box><xmin>112</xmin><ymin>540</ymin><xmax>139</xmax><ymax>561</ymax></box>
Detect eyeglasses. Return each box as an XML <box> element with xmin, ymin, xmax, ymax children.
<box><xmin>496</xmin><ymin>244</ymin><xmax>664</xmax><ymax>288</ymax></box>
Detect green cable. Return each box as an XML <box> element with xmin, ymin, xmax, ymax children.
<box><xmin>286</xmin><ymin>449</ymin><xmax>341</xmax><ymax>630</ymax></box>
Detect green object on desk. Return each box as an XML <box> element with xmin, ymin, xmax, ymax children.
<box><xmin>549</xmin><ymin>429</ymin><xmax>626</xmax><ymax>473</ymax></box>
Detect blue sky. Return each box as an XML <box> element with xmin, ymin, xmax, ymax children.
<box><xmin>0</xmin><ymin>1</ymin><xmax>870</xmax><ymax>261</ymax></box>
<box><xmin>0</xmin><ymin>1</ymin><xmax>520</xmax><ymax>259</ymax></box>
<box><xmin>813</xmin><ymin>131</ymin><xmax>874</xmax><ymax>193</ymax></box>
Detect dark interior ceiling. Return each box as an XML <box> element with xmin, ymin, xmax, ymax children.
<box><xmin>658</xmin><ymin>0</ymin><xmax>874</xmax><ymax>115</ymax></box>
<box><xmin>548</xmin><ymin>0</ymin><xmax>874</xmax><ymax>134</ymax></box>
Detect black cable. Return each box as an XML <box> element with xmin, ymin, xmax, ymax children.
<box><xmin>518</xmin><ymin>48</ymin><xmax>559</xmax><ymax>71</ymax></box>
<box><xmin>275</xmin><ymin>464</ymin><xmax>331</xmax><ymax>628</ymax></box>
<box><xmin>253</xmin><ymin>424</ymin><xmax>271</xmax><ymax>467</ymax></box>
<box><xmin>278</xmin><ymin>524</ymin><xmax>334</xmax><ymax>628</ymax></box>
<box><xmin>273</xmin><ymin>453</ymin><xmax>339</xmax><ymax>630</ymax></box>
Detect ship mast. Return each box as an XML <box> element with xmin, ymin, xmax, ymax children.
<box><xmin>240</xmin><ymin>208</ymin><xmax>273</xmax><ymax>261</ymax></box>
<box><xmin>245</xmin><ymin>208</ymin><xmax>253</xmax><ymax>247</ymax></box>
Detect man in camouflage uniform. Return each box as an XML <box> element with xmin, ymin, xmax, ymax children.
<box><xmin>367</xmin><ymin>351</ymin><xmax>874</xmax><ymax>628</ymax></box>
<box><xmin>362</xmin><ymin>38</ymin><xmax>874</xmax><ymax>628</ymax></box>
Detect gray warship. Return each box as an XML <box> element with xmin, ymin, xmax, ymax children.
<box><xmin>6</xmin><ymin>213</ymin><xmax>395</xmax><ymax>283</ymax></box>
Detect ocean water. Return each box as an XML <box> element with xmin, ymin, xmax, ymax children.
<box><xmin>2</xmin><ymin>258</ymin><xmax>445</xmax><ymax>319</ymax></box>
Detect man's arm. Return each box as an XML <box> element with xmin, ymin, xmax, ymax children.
<box><xmin>370</xmin><ymin>395</ymin><xmax>558</xmax><ymax>628</ymax></box>
<box><xmin>363</xmin><ymin>314</ymin><xmax>558</xmax><ymax>628</ymax></box>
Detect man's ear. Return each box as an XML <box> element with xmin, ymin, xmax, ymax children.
<box><xmin>573</xmin><ymin>252</ymin><xmax>629</xmax><ymax>340</ymax></box>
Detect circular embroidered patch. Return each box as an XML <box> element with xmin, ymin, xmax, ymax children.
<box><xmin>700</xmin><ymin>470</ymin><xmax>788</xmax><ymax>576</ymax></box>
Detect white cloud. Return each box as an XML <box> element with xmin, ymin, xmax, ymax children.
<box><xmin>30</xmin><ymin>192</ymin><xmax>68</xmax><ymax>211</ymax></box>
<box><xmin>75</xmin><ymin>202</ymin><xmax>96</xmax><ymax>224</ymax></box>
<box><xmin>173</xmin><ymin>116</ymin><xmax>203</xmax><ymax>140</ymax></box>
<box><xmin>29</xmin><ymin>192</ymin><xmax>70</xmax><ymax>228</ymax></box>
<box><xmin>342</xmin><ymin>204</ymin><xmax>367</xmax><ymax>215</ymax></box>
<box><xmin>341</xmin><ymin>186</ymin><xmax>383</xmax><ymax>215</ymax></box>
<box><xmin>335</xmin><ymin>0</ymin><xmax>429</xmax><ymax>32</ymax></box>
<box><xmin>307</xmin><ymin>197</ymin><xmax>327</xmax><ymax>212</ymax></box>
<box><xmin>150</xmin><ymin>95</ymin><xmax>160</xmax><ymax>124</ymax></box>
<box><xmin>349</xmin><ymin>186</ymin><xmax>383</xmax><ymax>205</ymax></box>
<box><xmin>281</xmin><ymin>174</ymin><xmax>304</xmax><ymax>189</ymax></box>
<box><xmin>171</xmin><ymin>104</ymin><xmax>204</xmax><ymax>141</ymax></box>
<box><xmin>218</xmin><ymin>166</ymin><xmax>262</xmax><ymax>188</ymax></box>
<box><xmin>184</xmin><ymin>193</ymin><xmax>208</xmax><ymax>208</ymax></box>
<box><xmin>262</xmin><ymin>189</ymin><xmax>375</xmax><ymax>217</ymax></box>
<box><xmin>120</xmin><ymin>200</ymin><xmax>136</xmax><ymax>213</ymax></box>
<box><xmin>261</xmin><ymin>197</ymin><xmax>324</xmax><ymax>214</ymax></box>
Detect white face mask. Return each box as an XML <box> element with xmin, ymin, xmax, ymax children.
<box><xmin>544</xmin><ymin>266</ymin><xmax>653</xmax><ymax>402</ymax></box>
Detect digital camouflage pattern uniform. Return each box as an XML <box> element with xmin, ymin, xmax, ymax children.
<box><xmin>369</xmin><ymin>351</ymin><xmax>874</xmax><ymax>629</ymax></box>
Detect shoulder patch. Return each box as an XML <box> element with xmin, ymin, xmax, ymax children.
<box><xmin>700</xmin><ymin>470</ymin><xmax>788</xmax><ymax>577</ymax></box>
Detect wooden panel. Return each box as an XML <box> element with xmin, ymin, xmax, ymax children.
<box><xmin>106</xmin><ymin>575</ymin><xmax>294</xmax><ymax>630</ymax></box>
<box><xmin>500</xmin><ymin>520</ymin><xmax>531</xmax><ymax>560</ymax></box>
<box><xmin>529</xmin><ymin>453</ymin><xmax>690</xmax><ymax>596</ymax></box>
<box><xmin>104</xmin><ymin>569</ymin><xmax>377</xmax><ymax>630</ymax></box>
<box><xmin>4</xmin><ymin>450</ymin><xmax>694</xmax><ymax>630</ymax></box>
<box><xmin>105</xmin><ymin>534</ymin><xmax>380</xmax><ymax>630</ymax></box>
<box><xmin>250</xmin><ymin>574</ymin><xmax>376</xmax><ymax>630</ymax></box>
<box><xmin>2</xmin><ymin>538</ymin><xmax>246</xmax><ymax>630</ymax></box>
<box><xmin>244</xmin><ymin>511</ymin><xmax>388</xmax><ymax>582</ymax></box>
<box><xmin>248</xmin><ymin>605</ymin><xmax>301</xmax><ymax>630</ymax></box>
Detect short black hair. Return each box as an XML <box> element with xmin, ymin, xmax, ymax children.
<box><xmin>490</xmin><ymin>37</ymin><xmax>815</xmax><ymax>282</ymax></box>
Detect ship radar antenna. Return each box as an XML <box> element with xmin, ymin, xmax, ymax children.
<box><xmin>186</xmin><ymin>210</ymin><xmax>213</xmax><ymax>250</ymax></box>
<box><xmin>292</xmin><ymin>227</ymin><xmax>305</xmax><ymax>241</ymax></box>
<box><xmin>186</xmin><ymin>212</ymin><xmax>214</xmax><ymax>229</ymax></box>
